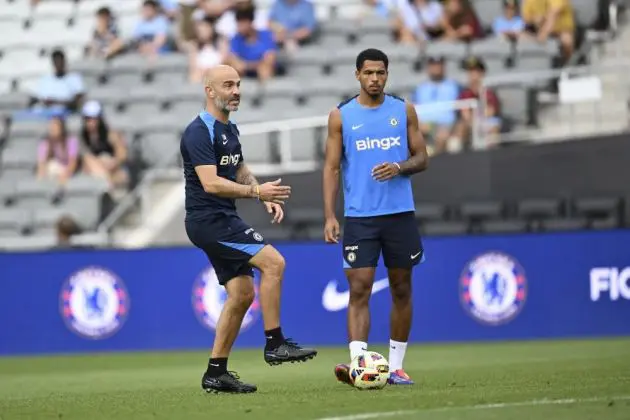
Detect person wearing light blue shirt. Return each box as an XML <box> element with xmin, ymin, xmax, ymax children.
<box><xmin>412</xmin><ymin>56</ymin><xmax>460</xmax><ymax>154</ymax></box>
<box><xmin>269</xmin><ymin>0</ymin><xmax>318</xmax><ymax>48</ymax></box>
<box><xmin>134</xmin><ymin>0</ymin><xmax>172</xmax><ymax>55</ymax></box>
<box><xmin>492</xmin><ymin>0</ymin><xmax>525</xmax><ymax>40</ymax></box>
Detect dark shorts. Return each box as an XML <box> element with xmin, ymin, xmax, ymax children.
<box><xmin>342</xmin><ymin>211</ymin><xmax>424</xmax><ymax>269</ymax></box>
<box><xmin>185</xmin><ymin>214</ymin><xmax>267</xmax><ymax>285</ymax></box>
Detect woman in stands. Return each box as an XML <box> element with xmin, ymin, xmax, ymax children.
<box><xmin>187</xmin><ymin>16</ymin><xmax>229</xmax><ymax>84</ymax></box>
<box><xmin>441</xmin><ymin>0</ymin><xmax>483</xmax><ymax>41</ymax></box>
<box><xmin>36</xmin><ymin>116</ymin><xmax>80</xmax><ymax>185</ymax></box>
<box><xmin>88</xmin><ymin>7</ymin><xmax>125</xmax><ymax>59</ymax></box>
<box><xmin>397</xmin><ymin>0</ymin><xmax>446</xmax><ymax>45</ymax></box>
<box><xmin>80</xmin><ymin>101</ymin><xmax>129</xmax><ymax>189</ymax></box>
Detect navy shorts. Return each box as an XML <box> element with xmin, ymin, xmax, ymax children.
<box><xmin>342</xmin><ymin>211</ymin><xmax>424</xmax><ymax>269</ymax></box>
<box><xmin>185</xmin><ymin>214</ymin><xmax>267</xmax><ymax>285</ymax></box>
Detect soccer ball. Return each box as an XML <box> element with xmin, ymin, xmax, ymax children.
<box><xmin>349</xmin><ymin>351</ymin><xmax>390</xmax><ymax>390</ymax></box>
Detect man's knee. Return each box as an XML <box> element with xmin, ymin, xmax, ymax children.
<box><xmin>252</xmin><ymin>245</ymin><xmax>285</xmax><ymax>278</ymax></box>
<box><xmin>389</xmin><ymin>270</ymin><xmax>413</xmax><ymax>304</ymax></box>
<box><xmin>347</xmin><ymin>271</ymin><xmax>374</xmax><ymax>305</ymax></box>
<box><xmin>226</xmin><ymin>279</ymin><xmax>256</xmax><ymax>309</ymax></box>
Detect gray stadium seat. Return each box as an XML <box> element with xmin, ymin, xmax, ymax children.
<box><xmin>286</xmin><ymin>128</ymin><xmax>319</xmax><ymax>162</ymax></box>
<box><xmin>591</xmin><ymin>217</ymin><xmax>619</xmax><ymax>230</ymax></box>
<box><xmin>139</xmin><ymin>132</ymin><xmax>180</xmax><ymax>167</ymax></box>
<box><xmin>470</xmin><ymin>38</ymin><xmax>512</xmax><ymax>58</ymax></box>
<box><xmin>414</xmin><ymin>203</ymin><xmax>446</xmax><ymax>222</ymax></box>
<box><xmin>33</xmin><ymin>207</ymin><xmax>80</xmax><ymax>236</ymax></box>
<box><xmin>0</xmin><ymin>179</ymin><xmax>15</xmax><ymax>205</ymax></box>
<box><xmin>474</xmin><ymin>0</ymin><xmax>504</xmax><ymax>29</ymax></box>
<box><xmin>423</xmin><ymin>221</ymin><xmax>469</xmax><ymax>236</ymax></box>
<box><xmin>459</xmin><ymin>201</ymin><xmax>504</xmax><ymax>220</ymax></box>
<box><xmin>0</xmin><ymin>234</ymin><xmax>57</xmax><ymax>251</ymax></box>
<box><xmin>541</xmin><ymin>217</ymin><xmax>588</xmax><ymax>232</ymax></box>
<box><xmin>517</xmin><ymin>198</ymin><xmax>563</xmax><ymax>219</ymax></box>
<box><xmin>425</xmin><ymin>42</ymin><xmax>468</xmax><ymax>61</ymax></box>
<box><xmin>287</xmin><ymin>208</ymin><xmax>322</xmax><ymax>225</ymax></box>
<box><xmin>480</xmin><ymin>219</ymin><xmax>529</xmax><ymax>234</ymax></box>
<box><xmin>62</xmin><ymin>176</ymin><xmax>108</xmax><ymax>229</ymax></box>
<box><xmin>572</xmin><ymin>0</ymin><xmax>599</xmax><ymax>27</ymax></box>
<box><xmin>574</xmin><ymin>197</ymin><xmax>621</xmax><ymax>220</ymax></box>
<box><xmin>0</xmin><ymin>208</ymin><xmax>31</xmax><ymax>237</ymax></box>
<box><xmin>70</xmin><ymin>231</ymin><xmax>109</xmax><ymax>248</ymax></box>
<box><xmin>15</xmin><ymin>178</ymin><xmax>59</xmax><ymax>209</ymax></box>
<box><xmin>0</xmin><ymin>92</ymin><xmax>29</xmax><ymax>112</ymax></box>
<box><xmin>2</xmin><ymin>148</ymin><xmax>37</xmax><ymax>177</ymax></box>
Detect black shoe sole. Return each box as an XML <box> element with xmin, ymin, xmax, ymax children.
<box><xmin>203</xmin><ymin>387</ymin><xmax>257</xmax><ymax>394</ymax></box>
<box><xmin>265</xmin><ymin>351</ymin><xmax>318</xmax><ymax>366</ymax></box>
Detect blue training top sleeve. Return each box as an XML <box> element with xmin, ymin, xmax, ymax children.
<box><xmin>184</xmin><ymin>121</ymin><xmax>216</xmax><ymax>167</ymax></box>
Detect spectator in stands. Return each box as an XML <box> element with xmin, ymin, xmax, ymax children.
<box><xmin>88</xmin><ymin>7</ymin><xmax>125</xmax><ymax>59</ymax></box>
<box><xmin>228</xmin><ymin>8</ymin><xmax>278</xmax><ymax>82</ymax></box>
<box><xmin>493</xmin><ymin>0</ymin><xmax>526</xmax><ymax>40</ymax></box>
<box><xmin>269</xmin><ymin>0</ymin><xmax>318</xmax><ymax>51</ymax></box>
<box><xmin>178</xmin><ymin>0</ymin><xmax>200</xmax><ymax>43</ymax></box>
<box><xmin>522</xmin><ymin>0</ymin><xmax>575</xmax><ymax>61</ymax></box>
<box><xmin>160</xmin><ymin>0</ymin><xmax>181</xmax><ymax>20</ymax></box>
<box><xmin>412</xmin><ymin>56</ymin><xmax>460</xmax><ymax>155</ymax></box>
<box><xmin>133</xmin><ymin>0</ymin><xmax>173</xmax><ymax>58</ymax></box>
<box><xmin>214</xmin><ymin>0</ymin><xmax>270</xmax><ymax>40</ymax></box>
<box><xmin>441</xmin><ymin>0</ymin><xmax>483</xmax><ymax>41</ymax></box>
<box><xmin>55</xmin><ymin>215</ymin><xmax>82</xmax><ymax>249</ymax></box>
<box><xmin>451</xmin><ymin>56</ymin><xmax>502</xmax><ymax>151</ymax></box>
<box><xmin>36</xmin><ymin>116</ymin><xmax>80</xmax><ymax>185</ymax></box>
<box><xmin>29</xmin><ymin>49</ymin><xmax>85</xmax><ymax>114</ymax></box>
<box><xmin>398</xmin><ymin>0</ymin><xmax>445</xmax><ymax>45</ymax></box>
<box><xmin>80</xmin><ymin>101</ymin><xmax>129</xmax><ymax>189</ymax></box>
<box><xmin>188</xmin><ymin>17</ymin><xmax>229</xmax><ymax>83</ymax></box>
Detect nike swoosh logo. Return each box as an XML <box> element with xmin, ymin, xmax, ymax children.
<box><xmin>222</xmin><ymin>140</ymin><xmax>228</xmax><ymax>145</ymax></box>
<box><xmin>322</xmin><ymin>277</ymin><xmax>389</xmax><ymax>312</ymax></box>
<box><xmin>352</xmin><ymin>124</ymin><xmax>363</xmax><ymax>130</ymax></box>
<box><xmin>411</xmin><ymin>252</ymin><xmax>421</xmax><ymax>259</ymax></box>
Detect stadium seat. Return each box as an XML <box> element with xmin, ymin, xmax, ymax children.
<box><xmin>422</xmin><ymin>221</ymin><xmax>469</xmax><ymax>236</ymax></box>
<box><xmin>0</xmin><ymin>234</ymin><xmax>57</xmax><ymax>251</ymax></box>
<box><xmin>0</xmin><ymin>179</ymin><xmax>15</xmax><ymax>205</ymax></box>
<box><xmin>573</xmin><ymin>197</ymin><xmax>622</xmax><ymax>220</ymax></box>
<box><xmin>14</xmin><ymin>178</ymin><xmax>59</xmax><ymax>209</ymax></box>
<box><xmin>139</xmin><ymin>132</ymin><xmax>180</xmax><ymax>167</ymax></box>
<box><xmin>540</xmin><ymin>217</ymin><xmax>588</xmax><ymax>232</ymax></box>
<box><xmin>517</xmin><ymin>198</ymin><xmax>563</xmax><ymax>219</ymax></box>
<box><xmin>33</xmin><ymin>207</ymin><xmax>80</xmax><ymax>236</ymax></box>
<box><xmin>474</xmin><ymin>0</ymin><xmax>504</xmax><ymax>30</ymax></box>
<box><xmin>591</xmin><ymin>216</ymin><xmax>619</xmax><ymax>230</ymax></box>
<box><xmin>239</xmin><ymin>132</ymin><xmax>277</xmax><ymax>163</ymax></box>
<box><xmin>0</xmin><ymin>208</ymin><xmax>31</xmax><ymax>237</ymax></box>
<box><xmin>459</xmin><ymin>200</ymin><xmax>504</xmax><ymax>220</ymax></box>
<box><xmin>414</xmin><ymin>203</ymin><xmax>446</xmax><ymax>222</ymax></box>
<box><xmin>480</xmin><ymin>219</ymin><xmax>529</xmax><ymax>234</ymax></box>
<box><xmin>287</xmin><ymin>208</ymin><xmax>322</xmax><ymax>225</ymax></box>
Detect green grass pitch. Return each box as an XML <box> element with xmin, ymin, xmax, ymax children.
<box><xmin>1</xmin><ymin>338</ymin><xmax>629</xmax><ymax>420</ymax></box>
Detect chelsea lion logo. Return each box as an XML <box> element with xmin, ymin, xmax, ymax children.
<box><xmin>60</xmin><ymin>266</ymin><xmax>130</xmax><ymax>340</ymax></box>
<box><xmin>192</xmin><ymin>267</ymin><xmax>261</xmax><ymax>331</ymax></box>
<box><xmin>460</xmin><ymin>252</ymin><xmax>527</xmax><ymax>326</ymax></box>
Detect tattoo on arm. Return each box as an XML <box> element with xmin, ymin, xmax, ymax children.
<box><xmin>235</xmin><ymin>163</ymin><xmax>259</xmax><ymax>186</ymax></box>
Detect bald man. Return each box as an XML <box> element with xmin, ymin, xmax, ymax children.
<box><xmin>181</xmin><ymin>65</ymin><xmax>317</xmax><ymax>394</ymax></box>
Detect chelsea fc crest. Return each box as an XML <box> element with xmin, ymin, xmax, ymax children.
<box><xmin>60</xmin><ymin>266</ymin><xmax>130</xmax><ymax>340</ymax></box>
<box><xmin>192</xmin><ymin>267</ymin><xmax>261</xmax><ymax>331</ymax></box>
<box><xmin>460</xmin><ymin>252</ymin><xmax>527</xmax><ymax>326</ymax></box>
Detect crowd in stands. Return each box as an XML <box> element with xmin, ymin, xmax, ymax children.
<box><xmin>10</xmin><ymin>0</ymin><xmax>583</xmax><ymax>185</ymax></box>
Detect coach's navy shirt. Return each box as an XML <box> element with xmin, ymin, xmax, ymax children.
<box><xmin>180</xmin><ymin>111</ymin><xmax>244</xmax><ymax>221</ymax></box>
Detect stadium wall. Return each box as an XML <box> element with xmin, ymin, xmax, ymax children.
<box><xmin>232</xmin><ymin>133</ymin><xmax>630</xmax><ymax>228</ymax></box>
<box><xmin>2</xmin><ymin>230</ymin><xmax>630</xmax><ymax>355</ymax></box>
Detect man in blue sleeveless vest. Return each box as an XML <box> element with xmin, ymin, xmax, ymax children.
<box><xmin>181</xmin><ymin>65</ymin><xmax>317</xmax><ymax>394</ymax></box>
<box><xmin>323</xmin><ymin>49</ymin><xmax>429</xmax><ymax>386</ymax></box>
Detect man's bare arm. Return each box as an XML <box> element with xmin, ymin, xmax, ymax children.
<box><xmin>397</xmin><ymin>102</ymin><xmax>429</xmax><ymax>175</ymax></box>
<box><xmin>195</xmin><ymin>165</ymin><xmax>257</xmax><ymax>198</ymax></box>
<box><xmin>323</xmin><ymin>108</ymin><xmax>343</xmax><ymax>220</ymax></box>
<box><xmin>235</xmin><ymin>162</ymin><xmax>259</xmax><ymax>186</ymax></box>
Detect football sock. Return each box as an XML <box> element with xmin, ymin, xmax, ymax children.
<box><xmin>264</xmin><ymin>327</ymin><xmax>285</xmax><ymax>350</ymax></box>
<box><xmin>206</xmin><ymin>357</ymin><xmax>228</xmax><ymax>377</ymax></box>
<box><xmin>349</xmin><ymin>341</ymin><xmax>368</xmax><ymax>360</ymax></box>
<box><xmin>389</xmin><ymin>340</ymin><xmax>408</xmax><ymax>371</ymax></box>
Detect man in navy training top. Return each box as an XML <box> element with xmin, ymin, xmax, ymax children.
<box><xmin>323</xmin><ymin>49</ymin><xmax>429</xmax><ymax>386</ymax></box>
<box><xmin>181</xmin><ymin>65</ymin><xmax>317</xmax><ymax>394</ymax></box>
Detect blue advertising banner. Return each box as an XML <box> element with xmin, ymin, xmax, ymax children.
<box><xmin>1</xmin><ymin>230</ymin><xmax>630</xmax><ymax>355</ymax></box>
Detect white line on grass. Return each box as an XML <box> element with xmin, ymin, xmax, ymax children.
<box><xmin>316</xmin><ymin>395</ymin><xmax>630</xmax><ymax>420</ymax></box>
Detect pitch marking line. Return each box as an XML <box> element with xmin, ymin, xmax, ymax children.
<box><xmin>316</xmin><ymin>395</ymin><xmax>630</xmax><ymax>420</ymax></box>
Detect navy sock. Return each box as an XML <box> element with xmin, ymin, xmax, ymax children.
<box><xmin>206</xmin><ymin>357</ymin><xmax>227</xmax><ymax>377</ymax></box>
<box><xmin>264</xmin><ymin>327</ymin><xmax>285</xmax><ymax>350</ymax></box>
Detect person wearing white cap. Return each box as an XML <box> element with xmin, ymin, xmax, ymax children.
<box><xmin>80</xmin><ymin>100</ymin><xmax>129</xmax><ymax>188</ymax></box>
